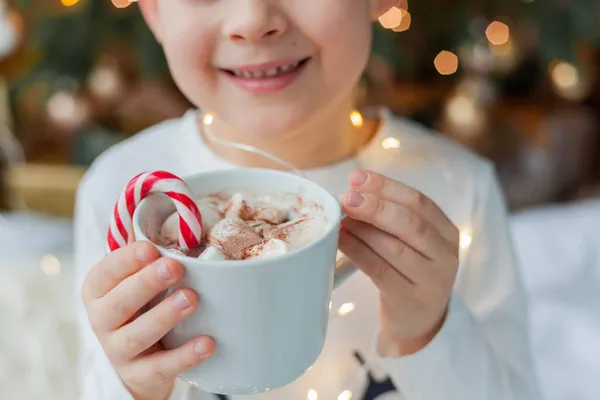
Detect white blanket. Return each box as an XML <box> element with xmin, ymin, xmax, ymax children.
<box><xmin>511</xmin><ymin>200</ymin><xmax>600</xmax><ymax>400</ymax></box>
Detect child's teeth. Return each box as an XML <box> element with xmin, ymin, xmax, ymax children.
<box><xmin>233</xmin><ymin>61</ymin><xmax>304</xmax><ymax>79</ymax></box>
<box><xmin>265</xmin><ymin>67</ymin><xmax>279</xmax><ymax>77</ymax></box>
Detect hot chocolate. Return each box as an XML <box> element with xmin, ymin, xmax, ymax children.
<box><xmin>155</xmin><ymin>191</ymin><xmax>328</xmax><ymax>261</ymax></box>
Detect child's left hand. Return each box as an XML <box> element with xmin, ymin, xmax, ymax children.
<box><xmin>339</xmin><ymin>169</ymin><xmax>460</xmax><ymax>357</ymax></box>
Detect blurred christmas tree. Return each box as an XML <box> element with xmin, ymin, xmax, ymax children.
<box><xmin>1</xmin><ymin>0</ymin><xmax>600</xmax><ymax>209</ymax></box>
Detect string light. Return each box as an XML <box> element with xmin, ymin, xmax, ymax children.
<box><xmin>338</xmin><ymin>390</ymin><xmax>353</xmax><ymax>400</ymax></box>
<box><xmin>434</xmin><ymin>51</ymin><xmax>459</xmax><ymax>75</ymax></box>
<box><xmin>485</xmin><ymin>21</ymin><xmax>510</xmax><ymax>46</ymax></box>
<box><xmin>378</xmin><ymin>7</ymin><xmax>403</xmax><ymax>29</ymax></box>
<box><xmin>307</xmin><ymin>389</ymin><xmax>318</xmax><ymax>400</ymax></box>
<box><xmin>350</xmin><ymin>110</ymin><xmax>363</xmax><ymax>128</ymax></box>
<box><xmin>40</xmin><ymin>254</ymin><xmax>61</xmax><ymax>276</ymax></box>
<box><xmin>202</xmin><ymin>113</ymin><xmax>214</xmax><ymax>126</ymax></box>
<box><xmin>381</xmin><ymin>137</ymin><xmax>400</xmax><ymax>149</ymax></box>
<box><xmin>460</xmin><ymin>231</ymin><xmax>472</xmax><ymax>250</ymax></box>
<box><xmin>338</xmin><ymin>303</ymin><xmax>355</xmax><ymax>316</ymax></box>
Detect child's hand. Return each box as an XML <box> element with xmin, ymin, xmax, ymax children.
<box><xmin>81</xmin><ymin>242</ymin><xmax>215</xmax><ymax>400</ymax></box>
<box><xmin>339</xmin><ymin>169</ymin><xmax>460</xmax><ymax>357</ymax></box>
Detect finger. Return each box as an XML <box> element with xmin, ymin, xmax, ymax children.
<box><xmin>339</xmin><ymin>229</ymin><xmax>414</xmax><ymax>295</ymax></box>
<box><xmin>123</xmin><ymin>336</ymin><xmax>215</xmax><ymax>388</ymax></box>
<box><xmin>82</xmin><ymin>241</ymin><xmax>160</xmax><ymax>301</ymax></box>
<box><xmin>93</xmin><ymin>257</ymin><xmax>185</xmax><ymax>330</ymax></box>
<box><xmin>342</xmin><ymin>218</ymin><xmax>436</xmax><ymax>285</ymax></box>
<box><xmin>348</xmin><ymin>169</ymin><xmax>459</xmax><ymax>245</ymax></box>
<box><xmin>343</xmin><ymin>195</ymin><xmax>454</xmax><ymax>260</ymax></box>
<box><xmin>108</xmin><ymin>288</ymin><xmax>198</xmax><ymax>362</ymax></box>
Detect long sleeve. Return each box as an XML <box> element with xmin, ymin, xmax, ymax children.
<box><xmin>377</xmin><ymin>165</ymin><xmax>542</xmax><ymax>399</ymax></box>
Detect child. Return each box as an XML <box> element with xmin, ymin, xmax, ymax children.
<box><xmin>75</xmin><ymin>1</ymin><xmax>541</xmax><ymax>399</ymax></box>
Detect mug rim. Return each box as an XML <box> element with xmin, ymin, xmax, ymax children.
<box><xmin>132</xmin><ymin>167</ymin><xmax>342</xmax><ymax>268</ymax></box>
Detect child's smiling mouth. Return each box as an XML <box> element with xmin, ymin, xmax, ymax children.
<box><xmin>219</xmin><ymin>57</ymin><xmax>311</xmax><ymax>94</ymax></box>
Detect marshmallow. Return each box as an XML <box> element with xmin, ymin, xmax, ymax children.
<box><xmin>209</xmin><ymin>217</ymin><xmax>264</xmax><ymax>260</ymax></box>
<box><xmin>263</xmin><ymin>215</ymin><xmax>328</xmax><ymax>250</ymax></box>
<box><xmin>225</xmin><ymin>193</ymin><xmax>288</xmax><ymax>224</ymax></box>
<box><xmin>158</xmin><ymin>212</ymin><xmax>180</xmax><ymax>246</ymax></box>
<box><xmin>246</xmin><ymin>239</ymin><xmax>289</xmax><ymax>260</ymax></box>
<box><xmin>198</xmin><ymin>246</ymin><xmax>228</xmax><ymax>261</ymax></box>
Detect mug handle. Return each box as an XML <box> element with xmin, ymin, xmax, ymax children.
<box><xmin>333</xmin><ymin>254</ymin><xmax>356</xmax><ymax>289</ymax></box>
<box><xmin>333</xmin><ymin>208</ymin><xmax>356</xmax><ymax>289</ymax></box>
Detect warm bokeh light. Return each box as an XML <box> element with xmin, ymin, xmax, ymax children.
<box><xmin>338</xmin><ymin>303</ymin><xmax>355</xmax><ymax>316</ymax></box>
<box><xmin>434</xmin><ymin>51</ymin><xmax>459</xmax><ymax>75</ymax></box>
<box><xmin>460</xmin><ymin>231</ymin><xmax>473</xmax><ymax>249</ymax></box>
<box><xmin>61</xmin><ymin>0</ymin><xmax>81</xmax><ymax>6</ymax></box>
<box><xmin>350</xmin><ymin>110</ymin><xmax>364</xmax><ymax>128</ymax></box>
<box><xmin>307</xmin><ymin>389</ymin><xmax>318</xmax><ymax>400</ymax></box>
<box><xmin>378</xmin><ymin>7</ymin><xmax>404</xmax><ymax>29</ymax></box>
<box><xmin>202</xmin><ymin>113</ymin><xmax>214</xmax><ymax>126</ymax></box>
<box><xmin>550</xmin><ymin>60</ymin><xmax>579</xmax><ymax>90</ymax></box>
<box><xmin>381</xmin><ymin>137</ymin><xmax>401</xmax><ymax>149</ymax></box>
<box><xmin>338</xmin><ymin>390</ymin><xmax>353</xmax><ymax>400</ymax></box>
<box><xmin>393</xmin><ymin>10</ymin><xmax>412</xmax><ymax>32</ymax></box>
<box><xmin>40</xmin><ymin>254</ymin><xmax>61</xmax><ymax>276</ymax></box>
<box><xmin>111</xmin><ymin>0</ymin><xmax>133</xmax><ymax>8</ymax></box>
<box><xmin>485</xmin><ymin>21</ymin><xmax>510</xmax><ymax>46</ymax></box>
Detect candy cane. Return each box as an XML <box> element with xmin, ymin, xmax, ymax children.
<box><xmin>107</xmin><ymin>171</ymin><xmax>203</xmax><ymax>253</ymax></box>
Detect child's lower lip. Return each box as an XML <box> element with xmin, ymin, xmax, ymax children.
<box><xmin>221</xmin><ymin>59</ymin><xmax>309</xmax><ymax>94</ymax></box>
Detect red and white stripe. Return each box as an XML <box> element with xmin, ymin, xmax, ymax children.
<box><xmin>107</xmin><ymin>171</ymin><xmax>203</xmax><ymax>253</ymax></box>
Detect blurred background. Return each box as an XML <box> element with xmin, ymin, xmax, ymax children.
<box><xmin>0</xmin><ymin>0</ymin><xmax>599</xmax><ymax>399</ymax></box>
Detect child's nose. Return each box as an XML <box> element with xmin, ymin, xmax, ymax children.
<box><xmin>222</xmin><ymin>0</ymin><xmax>287</xmax><ymax>43</ymax></box>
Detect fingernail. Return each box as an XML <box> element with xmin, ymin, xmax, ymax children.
<box><xmin>194</xmin><ymin>338</ymin><xmax>211</xmax><ymax>355</ymax></box>
<box><xmin>155</xmin><ymin>259</ymin><xmax>173</xmax><ymax>280</ymax></box>
<box><xmin>346</xmin><ymin>191</ymin><xmax>365</xmax><ymax>207</ymax></box>
<box><xmin>173</xmin><ymin>290</ymin><xmax>191</xmax><ymax>311</ymax></box>
<box><xmin>350</xmin><ymin>169</ymin><xmax>369</xmax><ymax>186</ymax></box>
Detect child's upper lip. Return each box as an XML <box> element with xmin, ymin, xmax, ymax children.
<box><xmin>220</xmin><ymin>57</ymin><xmax>310</xmax><ymax>72</ymax></box>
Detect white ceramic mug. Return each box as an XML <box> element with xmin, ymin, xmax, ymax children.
<box><xmin>132</xmin><ymin>168</ymin><xmax>355</xmax><ymax>395</ymax></box>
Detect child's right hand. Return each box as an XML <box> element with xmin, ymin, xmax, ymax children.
<box><xmin>81</xmin><ymin>242</ymin><xmax>215</xmax><ymax>400</ymax></box>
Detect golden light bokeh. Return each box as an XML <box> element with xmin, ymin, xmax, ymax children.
<box><xmin>434</xmin><ymin>51</ymin><xmax>459</xmax><ymax>75</ymax></box>
<box><xmin>393</xmin><ymin>10</ymin><xmax>411</xmax><ymax>32</ymax></box>
<box><xmin>378</xmin><ymin>7</ymin><xmax>404</xmax><ymax>29</ymax></box>
<box><xmin>396</xmin><ymin>0</ymin><xmax>409</xmax><ymax>11</ymax></box>
<box><xmin>337</xmin><ymin>390</ymin><xmax>353</xmax><ymax>400</ymax></box>
<box><xmin>41</xmin><ymin>254</ymin><xmax>61</xmax><ymax>276</ymax></box>
<box><xmin>111</xmin><ymin>0</ymin><xmax>134</xmax><ymax>9</ymax></box>
<box><xmin>549</xmin><ymin>60</ymin><xmax>579</xmax><ymax>90</ymax></box>
<box><xmin>202</xmin><ymin>113</ymin><xmax>214</xmax><ymax>126</ymax></box>
<box><xmin>338</xmin><ymin>303</ymin><xmax>355</xmax><ymax>316</ymax></box>
<box><xmin>460</xmin><ymin>231</ymin><xmax>473</xmax><ymax>249</ymax></box>
<box><xmin>485</xmin><ymin>21</ymin><xmax>510</xmax><ymax>46</ymax></box>
<box><xmin>350</xmin><ymin>110</ymin><xmax>364</xmax><ymax>128</ymax></box>
<box><xmin>381</xmin><ymin>137</ymin><xmax>401</xmax><ymax>149</ymax></box>
<box><xmin>60</xmin><ymin>0</ymin><xmax>81</xmax><ymax>6</ymax></box>
<box><xmin>307</xmin><ymin>389</ymin><xmax>318</xmax><ymax>400</ymax></box>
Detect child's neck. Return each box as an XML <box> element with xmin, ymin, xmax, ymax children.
<box><xmin>198</xmin><ymin>97</ymin><xmax>378</xmax><ymax>170</ymax></box>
